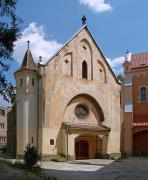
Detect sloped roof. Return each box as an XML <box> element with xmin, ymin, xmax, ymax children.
<box><xmin>62</xmin><ymin>122</ymin><xmax>111</xmax><ymax>131</ymax></box>
<box><xmin>45</xmin><ymin>25</ymin><xmax>120</xmax><ymax>84</ymax></box>
<box><xmin>131</xmin><ymin>52</ymin><xmax>148</xmax><ymax>69</ymax></box>
<box><xmin>15</xmin><ymin>49</ymin><xmax>38</xmax><ymax>74</ymax></box>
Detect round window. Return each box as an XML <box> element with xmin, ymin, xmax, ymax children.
<box><xmin>75</xmin><ymin>104</ymin><xmax>89</xmax><ymax>119</ymax></box>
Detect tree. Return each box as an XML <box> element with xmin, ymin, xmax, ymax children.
<box><xmin>117</xmin><ymin>74</ymin><xmax>124</xmax><ymax>83</ymax></box>
<box><xmin>0</xmin><ymin>0</ymin><xmax>22</xmax><ymax>103</ymax></box>
<box><xmin>24</xmin><ymin>144</ymin><xmax>40</xmax><ymax>167</ymax></box>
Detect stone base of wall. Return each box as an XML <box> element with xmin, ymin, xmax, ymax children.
<box><xmin>121</xmin><ymin>151</ymin><xmax>133</xmax><ymax>158</ymax></box>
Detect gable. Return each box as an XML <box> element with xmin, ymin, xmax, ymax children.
<box><xmin>45</xmin><ymin>25</ymin><xmax>119</xmax><ymax>84</ymax></box>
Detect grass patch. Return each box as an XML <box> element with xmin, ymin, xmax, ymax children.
<box><xmin>51</xmin><ymin>154</ymin><xmax>67</xmax><ymax>162</ymax></box>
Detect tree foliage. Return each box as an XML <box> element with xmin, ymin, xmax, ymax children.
<box><xmin>24</xmin><ymin>144</ymin><xmax>40</xmax><ymax>167</ymax></box>
<box><xmin>0</xmin><ymin>0</ymin><xmax>22</xmax><ymax>103</ymax></box>
<box><xmin>117</xmin><ymin>74</ymin><xmax>124</xmax><ymax>83</ymax></box>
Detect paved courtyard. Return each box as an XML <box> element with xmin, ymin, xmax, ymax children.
<box><xmin>41</xmin><ymin>157</ymin><xmax>148</xmax><ymax>180</ymax></box>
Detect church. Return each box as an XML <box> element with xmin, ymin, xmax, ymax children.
<box><xmin>14</xmin><ymin>18</ymin><xmax>121</xmax><ymax>160</ymax></box>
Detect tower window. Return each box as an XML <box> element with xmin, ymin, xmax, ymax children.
<box><xmin>141</xmin><ymin>87</ymin><xmax>147</xmax><ymax>101</ymax></box>
<box><xmin>82</xmin><ymin>60</ymin><xmax>88</xmax><ymax>79</ymax></box>
<box><xmin>20</xmin><ymin>78</ymin><xmax>23</xmax><ymax>87</ymax></box>
<box><xmin>32</xmin><ymin>78</ymin><xmax>35</xmax><ymax>86</ymax></box>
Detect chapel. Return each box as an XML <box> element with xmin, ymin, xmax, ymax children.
<box><xmin>14</xmin><ymin>17</ymin><xmax>121</xmax><ymax>159</ymax></box>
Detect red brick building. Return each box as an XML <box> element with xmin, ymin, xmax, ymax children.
<box><xmin>121</xmin><ymin>52</ymin><xmax>148</xmax><ymax>156</ymax></box>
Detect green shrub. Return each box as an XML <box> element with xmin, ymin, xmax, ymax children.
<box><xmin>24</xmin><ymin>144</ymin><xmax>40</xmax><ymax>167</ymax></box>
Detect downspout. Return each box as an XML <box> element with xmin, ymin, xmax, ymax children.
<box><xmin>66</xmin><ymin>127</ymin><xmax>69</xmax><ymax>160</ymax></box>
<box><xmin>96</xmin><ymin>135</ymin><xmax>98</xmax><ymax>158</ymax></box>
<box><xmin>37</xmin><ymin>61</ymin><xmax>40</xmax><ymax>150</ymax></box>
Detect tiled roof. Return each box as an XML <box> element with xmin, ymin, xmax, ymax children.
<box><xmin>131</xmin><ymin>52</ymin><xmax>148</xmax><ymax>68</ymax></box>
<box><xmin>15</xmin><ymin>49</ymin><xmax>38</xmax><ymax>73</ymax></box>
<box><xmin>62</xmin><ymin>122</ymin><xmax>111</xmax><ymax>131</ymax></box>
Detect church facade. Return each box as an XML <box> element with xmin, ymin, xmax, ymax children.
<box><xmin>15</xmin><ymin>24</ymin><xmax>121</xmax><ymax>159</ymax></box>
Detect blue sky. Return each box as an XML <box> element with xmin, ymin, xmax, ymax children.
<box><xmin>1</xmin><ymin>0</ymin><xmax>148</xmax><ymax>106</ymax></box>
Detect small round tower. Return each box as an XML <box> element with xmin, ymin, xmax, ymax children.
<box><xmin>14</xmin><ymin>42</ymin><xmax>39</xmax><ymax>156</ymax></box>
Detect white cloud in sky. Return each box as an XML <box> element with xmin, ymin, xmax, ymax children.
<box><xmin>106</xmin><ymin>53</ymin><xmax>132</xmax><ymax>74</ymax></box>
<box><xmin>79</xmin><ymin>0</ymin><xmax>112</xmax><ymax>13</ymax></box>
<box><xmin>107</xmin><ymin>56</ymin><xmax>125</xmax><ymax>68</ymax></box>
<box><xmin>0</xmin><ymin>95</ymin><xmax>11</xmax><ymax>108</ymax></box>
<box><xmin>14</xmin><ymin>22</ymin><xmax>63</xmax><ymax>64</ymax></box>
<box><xmin>106</xmin><ymin>56</ymin><xmax>125</xmax><ymax>74</ymax></box>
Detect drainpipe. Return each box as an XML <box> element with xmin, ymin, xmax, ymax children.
<box><xmin>66</xmin><ymin>127</ymin><xmax>69</xmax><ymax>160</ymax></box>
<box><xmin>96</xmin><ymin>135</ymin><xmax>98</xmax><ymax>158</ymax></box>
<box><xmin>37</xmin><ymin>61</ymin><xmax>40</xmax><ymax>150</ymax></box>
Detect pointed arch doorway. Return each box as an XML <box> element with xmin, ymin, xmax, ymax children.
<box><xmin>75</xmin><ymin>140</ymin><xmax>89</xmax><ymax>160</ymax></box>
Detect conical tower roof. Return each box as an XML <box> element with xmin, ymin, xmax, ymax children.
<box><xmin>21</xmin><ymin>49</ymin><xmax>36</xmax><ymax>70</ymax></box>
<box><xmin>15</xmin><ymin>47</ymin><xmax>38</xmax><ymax>74</ymax></box>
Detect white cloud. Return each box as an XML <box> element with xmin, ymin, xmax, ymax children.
<box><xmin>0</xmin><ymin>95</ymin><xmax>11</xmax><ymax>108</ymax></box>
<box><xmin>106</xmin><ymin>56</ymin><xmax>125</xmax><ymax>74</ymax></box>
<box><xmin>107</xmin><ymin>56</ymin><xmax>125</xmax><ymax>68</ymax></box>
<box><xmin>79</xmin><ymin>0</ymin><xmax>112</xmax><ymax>13</ymax></box>
<box><xmin>14</xmin><ymin>22</ymin><xmax>63</xmax><ymax>64</ymax></box>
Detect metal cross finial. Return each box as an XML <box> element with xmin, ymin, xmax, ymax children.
<box><xmin>39</xmin><ymin>56</ymin><xmax>42</xmax><ymax>63</ymax></box>
<box><xmin>125</xmin><ymin>49</ymin><xmax>129</xmax><ymax>60</ymax></box>
<box><xmin>82</xmin><ymin>15</ymin><xmax>87</xmax><ymax>26</ymax></box>
<box><xmin>27</xmin><ymin>41</ymin><xmax>30</xmax><ymax>49</ymax></box>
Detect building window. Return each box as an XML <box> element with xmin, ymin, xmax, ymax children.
<box><xmin>0</xmin><ymin>109</ymin><xmax>5</xmax><ymax>116</ymax></box>
<box><xmin>20</xmin><ymin>78</ymin><xmax>23</xmax><ymax>87</ymax></box>
<box><xmin>50</xmin><ymin>139</ymin><xmax>54</xmax><ymax>145</ymax></box>
<box><xmin>82</xmin><ymin>61</ymin><xmax>88</xmax><ymax>79</ymax></box>
<box><xmin>141</xmin><ymin>87</ymin><xmax>147</xmax><ymax>101</ymax></box>
<box><xmin>75</xmin><ymin>104</ymin><xmax>89</xmax><ymax>119</ymax></box>
<box><xmin>0</xmin><ymin>136</ymin><xmax>6</xmax><ymax>143</ymax></box>
<box><xmin>32</xmin><ymin>78</ymin><xmax>35</xmax><ymax>86</ymax></box>
<box><xmin>0</xmin><ymin>123</ymin><xmax>4</xmax><ymax>129</ymax></box>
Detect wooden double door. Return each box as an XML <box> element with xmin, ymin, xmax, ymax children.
<box><xmin>133</xmin><ymin>130</ymin><xmax>148</xmax><ymax>156</ymax></box>
<box><xmin>75</xmin><ymin>140</ymin><xmax>89</xmax><ymax>160</ymax></box>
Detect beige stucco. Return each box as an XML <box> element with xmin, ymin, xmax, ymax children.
<box><xmin>15</xmin><ymin>26</ymin><xmax>121</xmax><ymax>159</ymax></box>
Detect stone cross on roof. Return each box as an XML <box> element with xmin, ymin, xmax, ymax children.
<box><xmin>82</xmin><ymin>15</ymin><xmax>87</xmax><ymax>26</ymax></box>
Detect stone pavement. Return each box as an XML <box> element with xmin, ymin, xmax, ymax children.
<box><xmin>41</xmin><ymin>157</ymin><xmax>148</xmax><ymax>180</ymax></box>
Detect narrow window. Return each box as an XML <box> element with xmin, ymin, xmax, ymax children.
<box><xmin>50</xmin><ymin>139</ymin><xmax>54</xmax><ymax>145</ymax></box>
<box><xmin>82</xmin><ymin>60</ymin><xmax>88</xmax><ymax>79</ymax></box>
<box><xmin>0</xmin><ymin>123</ymin><xmax>4</xmax><ymax>129</ymax></box>
<box><xmin>32</xmin><ymin>78</ymin><xmax>35</xmax><ymax>86</ymax></box>
<box><xmin>0</xmin><ymin>109</ymin><xmax>5</xmax><ymax>116</ymax></box>
<box><xmin>20</xmin><ymin>78</ymin><xmax>23</xmax><ymax>87</ymax></box>
<box><xmin>141</xmin><ymin>87</ymin><xmax>147</xmax><ymax>101</ymax></box>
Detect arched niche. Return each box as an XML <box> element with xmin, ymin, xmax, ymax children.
<box><xmin>62</xmin><ymin>52</ymin><xmax>72</xmax><ymax>76</ymax></box>
<box><xmin>97</xmin><ymin>60</ymin><xmax>107</xmax><ymax>83</ymax></box>
<box><xmin>78</xmin><ymin>39</ymin><xmax>93</xmax><ymax>80</ymax></box>
<box><xmin>63</xmin><ymin>94</ymin><xmax>104</xmax><ymax>125</ymax></box>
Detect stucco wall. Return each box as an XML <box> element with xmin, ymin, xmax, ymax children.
<box><xmin>16</xmin><ymin>71</ymin><xmax>38</xmax><ymax>155</ymax></box>
<box><xmin>39</xmin><ymin>27</ymin><xmax>121</xmax><ymax>156</ymax></box>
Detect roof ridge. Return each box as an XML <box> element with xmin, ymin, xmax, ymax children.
<box><xmin>45</xmin><ymin>24</ymin><xmax>87</xmax><ymax>65</ymax></box>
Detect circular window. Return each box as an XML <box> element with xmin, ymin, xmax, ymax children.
<box><xmin>75</xmin><ymin>104</ymin><xmax>89</xmax><ymax>119</ymax></box>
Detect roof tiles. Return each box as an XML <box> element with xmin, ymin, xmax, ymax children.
<box><xmin>131</xmin><ymin>52</ymin><xmax>148</xmax><ymax>68</ymax></box>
